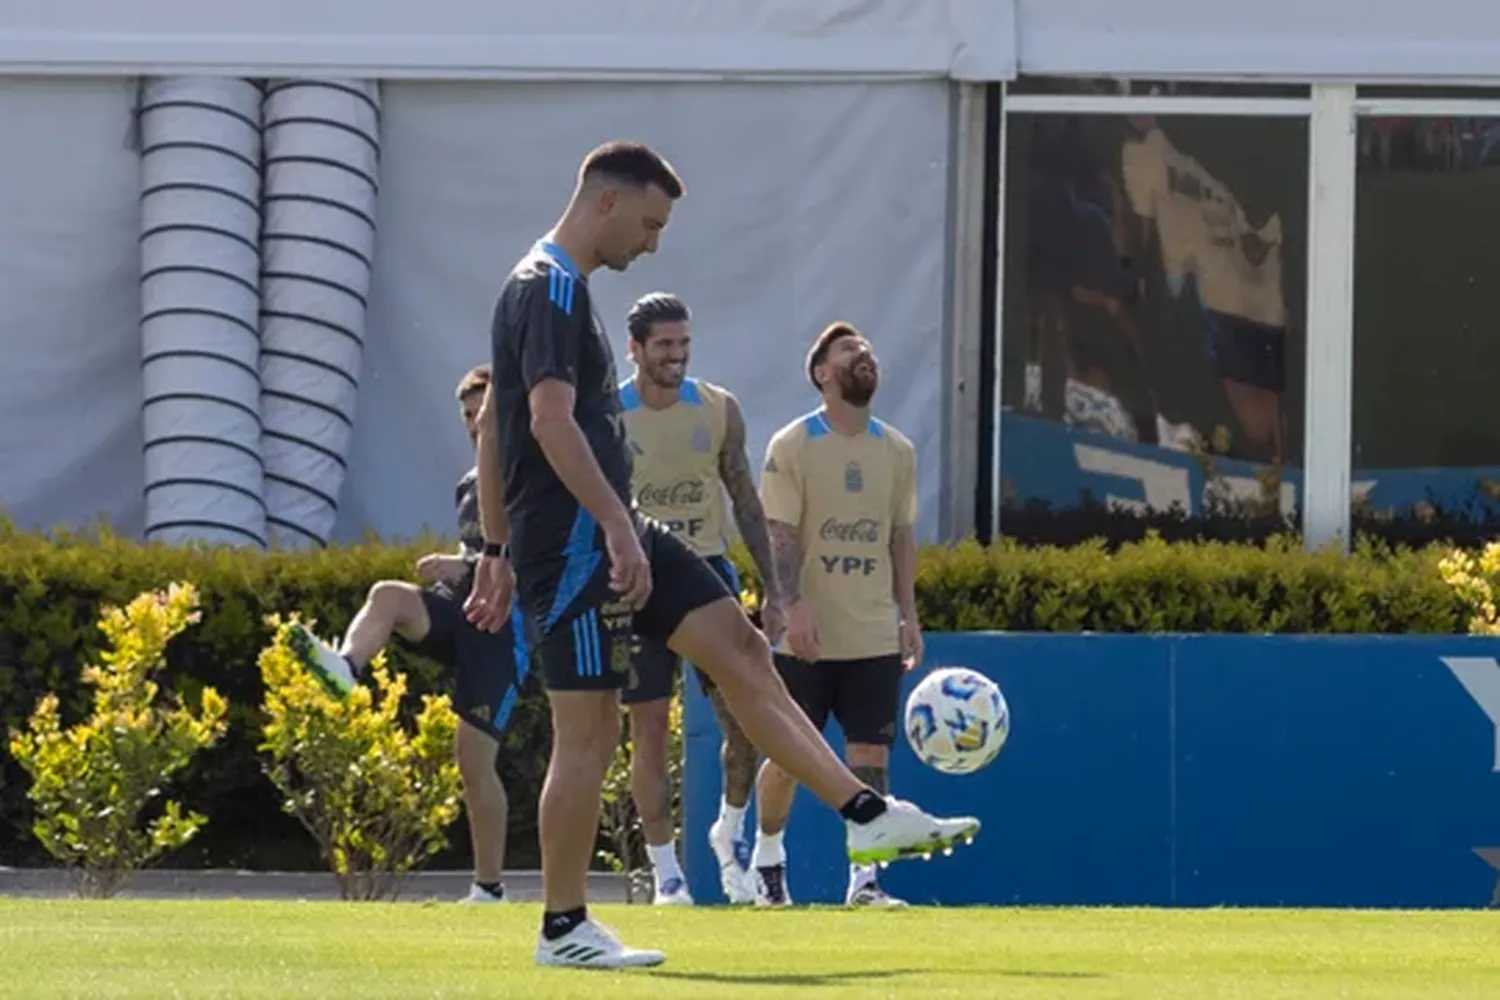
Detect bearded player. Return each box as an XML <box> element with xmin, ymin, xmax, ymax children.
<box><xmin>617</xmin><ymin>292</ymin><xmax>784</xmax><ymax>906</ymax></box>
<box><xmin>751</xmin><ymin>322</ymin><xmax>922</xmax><ymax>908</ymax></box>
<box><xmin>464</xmin><ymin>140</ymin><xmax>978</xmax><ymax>969</ymax></box>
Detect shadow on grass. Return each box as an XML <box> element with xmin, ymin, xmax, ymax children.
<box><xmin>647</xmin><ymin>967</ymin><xmax>1103</xmax><ymax>986</ymax></box>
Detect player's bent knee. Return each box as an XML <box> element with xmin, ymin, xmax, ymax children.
<box><xmin>368</xmin><ymin>580</ymin><xmax>423</xmax><ymax>621</ymax></box>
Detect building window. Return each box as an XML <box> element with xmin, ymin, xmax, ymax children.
<box><xmin>1353</xmin><ymin>111</ymin><xmax>1500</xmax><ymax>541</ymax></box>
<box><xmin>999</xmin><ymin>111</ymin><xmax>1309</xmax><ymax>544</ymax></box>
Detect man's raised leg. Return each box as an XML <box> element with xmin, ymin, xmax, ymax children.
<box><xmin>668</xmin><ymin>598</ymin><xmax>979</xmax><ymax>866</ymax></box>
<box><xmin>287</xmin><ymin>581</ymin><xmax>433</xmax><ymax>696</ymax></box>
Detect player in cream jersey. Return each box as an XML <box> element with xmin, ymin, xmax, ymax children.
<box><xmin>752</xmin><ymin>322</ymin><xmax>921</xmax><ymax>909</ymax></box>
<box><xmin>617</xmin><ymin>292</ymin><xmax>786</xmax><ymax>907</ymax></box>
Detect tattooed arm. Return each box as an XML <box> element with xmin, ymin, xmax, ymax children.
<box><xmin>769</xmin><ymin>518</ymin><xmax>817</xmax><ymax>660</ymax></box>
<box><xmin>767</xmin><ymin>519</ymin><xmax>803</xmax><ymax>605</ymax></box>
<box><xmin>759</xmin><ymin>425</ymin><xmax>816</xmax><ymax>658</ymax></box>
<box><xmin>718</xmin><ymin>393</ymin><xmax>780</xmax><ymax>603</ymax></box>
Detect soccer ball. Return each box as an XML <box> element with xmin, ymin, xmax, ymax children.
<box><xmin>904</xmin><ymin>667</ymin><xmax>1009</xmax><ymax>775</ymax></box>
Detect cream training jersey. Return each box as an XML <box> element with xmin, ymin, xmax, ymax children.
<box><xmin>619</xmin><ymin>376</ymin><xmax>732</xmax><ymax>558</ymax></box>
<box><xmin>760</xmin><ymin>409</ymin><xmax>917</xmax><ymax>661</ymax></box>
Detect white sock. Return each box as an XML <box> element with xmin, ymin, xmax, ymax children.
<box><xmin>718</xmin><ymin>800</ymin><xmax>746</xmax><ymax>839</ymax></box>
<box><xmin>648</xmin><ymin>842</ymin><xmax>683</xmax><ymax>886</ymax></box>
<box><xmin>848</xmin><ymin>862</ymin><xmax>878</xmax><ymax>890</ymax></box>
<box><xmin>752</xmin><ymin>830</ymin><xmax>785</xmax><ymax>869</ymax></box>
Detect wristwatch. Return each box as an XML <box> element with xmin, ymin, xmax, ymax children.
<box><xmin>482</xmin><ymin>541</ymin><xmax>508</xmax><ymax>559</ymax></box>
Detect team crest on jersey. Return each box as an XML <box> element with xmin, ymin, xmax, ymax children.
<box><xmin>844</xmin><ymin>462</ymin><xmax>863</xmax><ymax>493</ymax></box>
<box><xmin>691</xmin><ymin>423</ymin><xmax>711</xmax><ymax>453</ymax></box>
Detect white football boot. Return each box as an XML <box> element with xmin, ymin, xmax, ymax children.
<box><xmin>285</xmin><ymin>621</ymin><xmax>356</xmax><ymax>697</ymax></box>
<box><xmin>708</xmin><ymin>817</ymin><xmax>756</xmax><ymax>905</ymax></box>
<box><xmin>535</xmin><ymin>918</ymin><xmax>666</xmax><ymax>969</ymax></box>
<box><xmin>846</xmin><ymin>796</ymin><xmax>980</xmax><ymax>867</ymax></box>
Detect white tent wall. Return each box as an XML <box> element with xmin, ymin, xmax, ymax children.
<box><xmin>0</xmin><ymin>77</ymin><xmax>144</xmax><ymax>535</ymax></box>
<box><xmin>0</xmin><ymin>1</ymin><xmax>1014</xmax><ymax>80</ymax></box>
<box><xmin>339</xmin><ymin>80</ymin><xmax>952</xmax><ymax>544</ymax></box>
<box><xmin>1015</xmin><ymin>0</ymin><xmax>1500</xmax><ymax>80</ymax></box>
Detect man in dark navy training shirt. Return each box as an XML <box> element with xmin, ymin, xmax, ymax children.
<box><xmin>463</xmin><ymin>140</ymin><xmax>981</xmax><ymax>970</ymax></box>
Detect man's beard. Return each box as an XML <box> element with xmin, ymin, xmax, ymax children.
<box><xmin>837</xmin><ymin>366</ymin><xmax>877</xmax><ymax>407</ymax></box>
<box><xmin>647</xmin><ymin>361</ymin><xmax>686</xmax><ymax>389</ymax></box>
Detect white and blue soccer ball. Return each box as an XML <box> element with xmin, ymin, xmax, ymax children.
<box><xmin>904</xmin><ymin>666</ymin><xmax>1010</xmax><ymax>775</ymax></box>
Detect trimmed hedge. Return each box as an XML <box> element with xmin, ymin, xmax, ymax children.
<box><xmin>0</xmin><ymin>522</ymin><xmax>1467</xmax><ymax>870</ymax></box>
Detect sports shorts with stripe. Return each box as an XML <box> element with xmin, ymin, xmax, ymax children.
<box><xmin>621</xmin><ymin>554</ymin><xmax>740</xmax><ymax>705</ymax></box>
<box><xmin>521</xmin><ymin>515</ymin><xmax>734</xmax><ymax>694</ymax></box>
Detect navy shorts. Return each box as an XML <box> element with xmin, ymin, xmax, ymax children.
<box><xmin>403</xmin><ymin>586</ymin><xmax>531</xmax><ymax>740</ymax></box>
<box><xmin>621</xmin><ymin>554</ymin><xmax>740</xmax><ymax>705</ymax></box>
<box><xmin>517</xmin><ymin>517</ymin><xmax>734</xmax><ymax>694</ymax></box>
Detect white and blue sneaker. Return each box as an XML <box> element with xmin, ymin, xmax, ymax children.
<box><xmin>285</xmin><ymin>621</ymin><xmax>357</xmax><ymax>698</ymax></box>
<box><xmin>535</xmin><ymin>918</ymin><xmax>665</xmax><ymax>969</ymax></box>
<box><xmin>653</xmin><ymin>876</ymin><xmax>693</xmax><ymax>906</ymax></box>
<box><xmin>708</xmin><ymin>817</ymin><xmax>756</xmax><ymax>904</ymax></box>
<box><xmin>846</xmin><ymin>881</ymin><xmax>908</xmax><ymax>908</ymax></box>
<box><xmin>754</xmin><ymin>864</ymin><xmax>792</xmax><ymax>907</ymax></box>
<box><xmin>458</xmin><ymin>882</ymin><xmax>507</xmax><ymax>905</ymax></box>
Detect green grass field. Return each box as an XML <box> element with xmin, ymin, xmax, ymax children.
<box><xmin>3</xmin><ymin>899</ymin><xmax>1498</xmax><ymax>999</ymax></box>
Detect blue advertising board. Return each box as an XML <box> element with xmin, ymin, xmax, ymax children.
<box><xmin>681</xmin><ymin>633</ymin><xmax>1500</xmax><ymax>908</ymax></box>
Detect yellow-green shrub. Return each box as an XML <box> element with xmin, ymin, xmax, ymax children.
<box><xmin>257</xmin><ymin>616</ymin><xmax>464</xmax><ymax>900</ymax></box>
<box><xmin>1437</xmin><ymin>542</ymin><xmax>1500</xmax><ymax>635</ymax></box>
<box><xmin>0</xmin><ymin>521</ymin><xmax>1469</xmax><ymax>872</ymax></box>
<box><xmin>7</xmin><ymin>582</ymin><xmax>227</xmax><ymax>897</ymax></box>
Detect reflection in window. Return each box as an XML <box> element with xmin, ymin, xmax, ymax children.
<box><xmin>999</xmin><ymin>114</ymin><xmax>1308</xmax><ymax>544</ymax></box>
<box><xmin>1353</xmin><ymin>116</ymin><xmax>1500</xmax><ymax>543</ymax></box>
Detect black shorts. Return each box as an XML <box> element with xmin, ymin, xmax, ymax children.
<box><xmin>621</xmin><ymin>554</ymin><xmax>740</xmax><ymax>705</ymax></box>
<box><xmin>519</xmin><ymin>518</ymin><xmax>733</xmax><ymax>694</ymax></box>
<box><xmin>1202</xmin><ymin>307</ymin><xmax>1286</xmax><ymax>392</ymax></box>
<box><xmin>773</xmin><ymin>653</ymin><xmax>904</xmax><ymax>747</ymax></box>
<box><xmin>402</xmin><ymin>586</ymin><xmax>531</xmax><ymax>741</ymax></box>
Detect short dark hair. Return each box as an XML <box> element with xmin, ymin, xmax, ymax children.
<box><xmin>455</xmin><ymin>363</ymin><xmax>490</xmax><ymax>400</ymax></box>
<box><xmin>580</xmin><ymin>140</ymin><xmax>684</xmax><ymax>199</ymax></box>
<box><xmin>806</xmin><ymin>322</ymin><xmax>862</xmax><ymax>390</ymax></box>
<box><xmin>627</xmin><ymin>292</ymin><xmax>691</xmax><ymax>344</ymax></box>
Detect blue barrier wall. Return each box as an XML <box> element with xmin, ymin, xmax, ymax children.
<box><xmin>682</xmin><ymin>634</ymin><xmax>1500</xmax><ymax>908</ymax></box>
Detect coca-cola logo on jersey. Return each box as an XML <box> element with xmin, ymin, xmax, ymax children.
<box><xmin>637</xmin><ymin>479</ymin><xmax>706</xmax><ymax>509</ymax></box>
<box><xmin>820</xmin><ymin>517</ymin><xmax>880</xmax><ymax>543</ymax></box>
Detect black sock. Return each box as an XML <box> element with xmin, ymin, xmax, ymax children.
<box><xmin>542</xmin><ymin>906</ymin><xmax>587</xmax><ymax>941</ymax></box>
<box><xmin>475</xmin><ymin>880</ymin><xmax>503</xmax><ymax>897</ymax></box>
<box><xmin>839</xmin><ymin>789</ymin><xmax>888</xmax><ymax>825</ymax></box>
